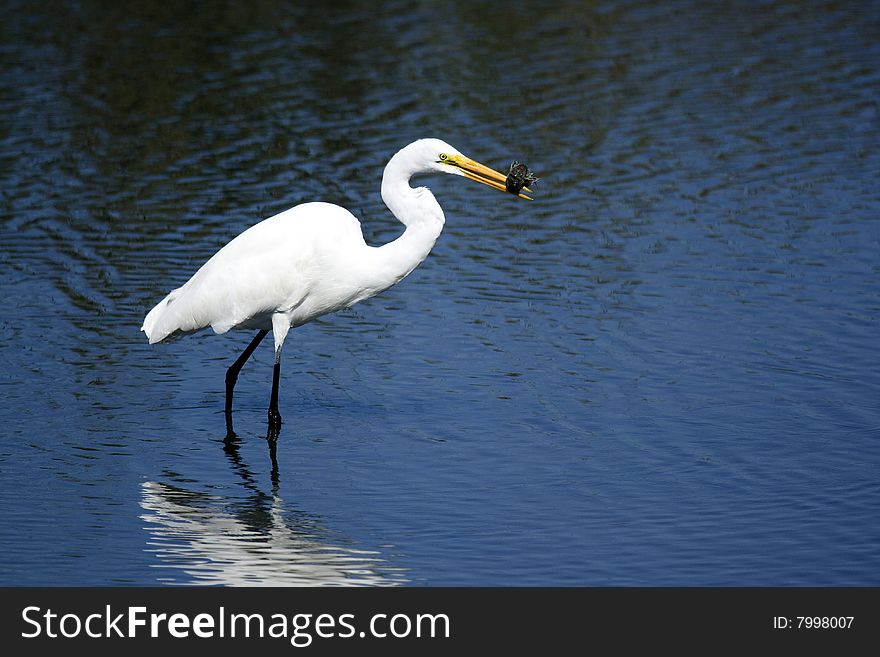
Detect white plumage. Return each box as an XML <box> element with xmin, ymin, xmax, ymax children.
<box><xmin>143</xmin><ymin>202</ymin><xmax>376</xmax><ymax>344</ymax></box>
<box><xmin>141</xmin><ymin>138</ymin><xmax>531</xmax><ymax>438</ymax></box>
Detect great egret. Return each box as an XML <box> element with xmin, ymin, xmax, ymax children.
<box><xmin>142</xmin><ymin>138</ymin><xmax>532</xmax><ymax>438</ymax></box>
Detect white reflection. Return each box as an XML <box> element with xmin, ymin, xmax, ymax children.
<box><xmin>140</xmin><ymin>477</ymin><xmax>406</xmax><ymax>586</ymax></box>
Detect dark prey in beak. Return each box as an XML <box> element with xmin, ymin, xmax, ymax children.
<box><xmin>505</xmin><ymin>161</ymin><xmax>540</xmax><ymax>195</ymax></box>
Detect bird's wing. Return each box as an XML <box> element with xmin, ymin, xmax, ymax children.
<box><xmin>144</xmin><ymin>202</ymin><xmax>366</xmax><ymax>342</ymax></box>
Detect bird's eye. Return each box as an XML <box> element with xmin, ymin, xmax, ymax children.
<box><xmin>439</xmin><ymin>153</ymin><xmax>448</xmax><ymax>161</ymax></box>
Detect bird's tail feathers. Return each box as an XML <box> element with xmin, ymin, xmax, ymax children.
<box><xmin>141</xmin><ymin>289</ymin><xmax>182</xmax><ymax>344</ymax></box>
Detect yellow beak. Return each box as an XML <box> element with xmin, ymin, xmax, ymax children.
<box><xmin>447</xmin><ymin>155</ymin><xmax>533</xmax><ymax>200</ymax></box>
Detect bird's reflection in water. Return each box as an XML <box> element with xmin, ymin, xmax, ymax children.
<box><xmin>140</xmin><ymin>438</ymin><xmax>406</xmax><ymax>586</ymax></box>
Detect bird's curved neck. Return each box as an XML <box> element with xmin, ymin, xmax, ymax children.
<box><xmin>370</xmin><ymin>158</ymin><xmax>446</xmax><ymax>291</ymax></box>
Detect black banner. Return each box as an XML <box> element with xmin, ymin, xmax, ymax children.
<box><xmin>1</xmin><ymin>587</ymin><xmax>875</xmax><ymax>653</ymax></box>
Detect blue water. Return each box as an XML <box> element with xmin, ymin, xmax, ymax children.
<box><xmin>1</xmin><ymin>0</ymin><xmax>879</xmax><ymax>585</ymax></box>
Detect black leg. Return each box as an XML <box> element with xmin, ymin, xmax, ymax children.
<box><xmin>267</xmin><ymin>355</ymin><xmax>282</xmax><ymax>439</ymax></box>
<box><xmin>225</xmin><ymin>329</ymin><xmax>268</xmax><ymax>438</ymax></box>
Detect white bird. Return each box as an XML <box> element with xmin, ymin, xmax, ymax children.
<box><xmin>141</xmin><ymin>138</ymin><xmax>532</xmax><ymax>438</ymax></box>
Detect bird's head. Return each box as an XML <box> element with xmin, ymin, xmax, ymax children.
<box><xmin>396</xmin><ymin>138</ymin><xmax>534</xmax><ymax>200</ymax></box>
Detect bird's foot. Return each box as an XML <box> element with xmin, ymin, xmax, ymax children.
<box><xmin>224</xmin><ymin>408</ymin><xmax>237</xmax><ymax>441</ymax></box>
